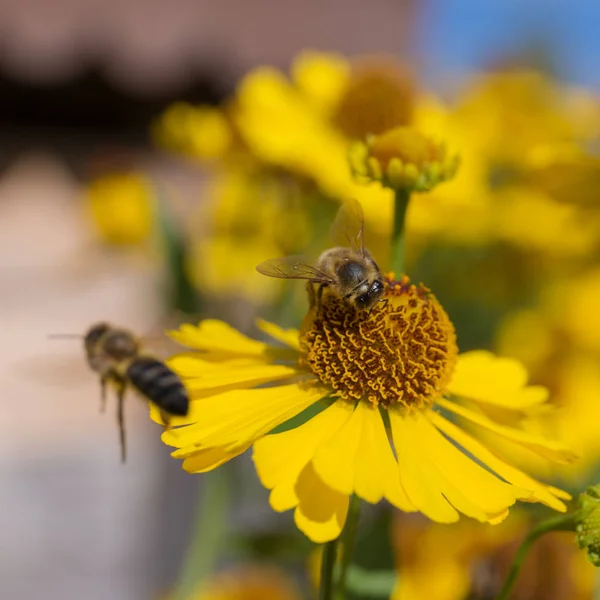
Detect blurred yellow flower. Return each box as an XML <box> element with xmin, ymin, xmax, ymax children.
<box><xmin>186</xmin><ymin>165</ymin><xmax>311</xmax><ymax>304</ymax></box>
<box><xmin>153</xmin><ymin>102</ymin><xmax>233</xmax><ymax>160</ymax></box>
<box><xmin>392</xmin><ymin>512</ymin><xmax>595</xmax><ymax>600</ymax></box>
<box><xmin>492</xmin><ymin>187</ymin><xmax>600</xmax><ymax>258</ymax></box>
<box><xmin>186</xmin><ymin>566</ymin><xmax>302</xmax><ymax>600</ymax></box>
<box><xmin>409</xmin><ymin>70</ymin><xmax>600</xmax><ymax>250</ymax></box>
<box><xmin>85</xmin><ymin>171</ymin><xmax>154</xmax><ymax>246</ymax></box>
<box><xmin>495</xmin><ymin>269</ymin><xmax>600</xmax><ymax>482</ymax></box>
<box><xmin>156</xmin><ymin>275</ymin><xmax>573</xmax><ymax>542</ymax></box>
<box><xmin>453</xmin><ymin>70</ymin><xmax>598</xmax><ymax>168</ymax></box>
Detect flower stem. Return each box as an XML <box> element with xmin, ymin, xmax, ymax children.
<box><xmin>319</xmin><ymin>539</ymin><xmax>338</xmax><ymax>600</ymax></box>
<box><xmin>336</xmin><ymin>495</ymin><xmax>361</xmax><ymax>600</ymax></box>
<box><xmin>390</xmin><ymin>189</ymin><xmax>411</xmax><ymax>275</ymax></box>
<box><xmin>173</xmin><ymin>468</ymin><xmax>230</xmax><ymax>600</ymax></box>
<box><xmin>496</xmin><ymin>512</ymin><xmax>579</xmax><ymax>600</ymax></box>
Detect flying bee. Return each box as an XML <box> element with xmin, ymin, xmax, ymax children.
<box><xmin>256</xmin><ymin>199</ymin><xmax>385</xmax><ymax>311</ymax></box>
<box><xmin>82</xmin><ymin>322</ymin><xmax>189</xmax><ymax>463</ymax></box>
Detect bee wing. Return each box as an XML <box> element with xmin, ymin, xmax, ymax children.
<box><xmin>330</xmin><ymin>198</ymin><xmax>366</xmax><ymax>256</ymax></box>
<box><xmin>256</xmin><ymin>256</ymin><xmax>335</xmax><ymax>283</ymax></box>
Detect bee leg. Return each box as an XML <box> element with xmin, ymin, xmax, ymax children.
<box><xmin>316</xmin><ymin>283</ymin><xmax>328</xmax><ymax>310</ymax></box>
<box><xmin>100</xmin><ymin>376</ymin><xmax>108</xmax><ymax>413</ymax></box>
<box><xmin>116</xmin><ymin>383</ymin><xmax>127</xmax><ymax>464</ymax></box>
<box><xmin>306</xmin><ymin>281</ymin><xmax>316</xmax><ymax>308</ymax></box>
<box><xmin>160</xmin><ymin>410</ymin><xmax>172</xmax><ymax>430</ymax></box>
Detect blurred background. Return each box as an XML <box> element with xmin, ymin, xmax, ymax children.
<box><xmin>2</xmin><ymin>0</ymin><xmax>600</xmax><ymax>599</ymax></box>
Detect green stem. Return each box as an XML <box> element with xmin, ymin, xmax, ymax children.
<box><xmin>336</xmin><ymin>495</ymin><xmax>361</xmax><ymax>600</ymax></box>
<box><xmin>173</xmin><ymin>468</ymin><xmax>230</xmax><ymax>600</ymax></box>
<box><xmin>390</xmin><ymin>189</ymin><xmax>411</xmax><ymax>275</ymax></box>
<box><xmin>496</xmin><ymin>512</ymin><xmax>578</xmax><ymax>600</ymax></box>
<box><xmin>319</xmin><ymin>539</ymin><xmax>339</xmax><ymax>600</ymax></box>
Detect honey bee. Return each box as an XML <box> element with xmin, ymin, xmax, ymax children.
<box><xmin>83</xmin><ymin>322</ymin><xmax>189</xmax><ymax>463</ymax></box>
<box><xmin>256</xmin><ymin>199</ymin><xmax>385</xmax><ymax>311</ymax></box>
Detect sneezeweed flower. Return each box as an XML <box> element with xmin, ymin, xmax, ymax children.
<box><xmin>392</xmin><ymin>512</ymin><xmax>596</xmax><ymax>600</ymax></box>
<box><xmin>453</xmin><ymin>70</ymin><xmax>600</xmax><ymax>170</ymax></box>
<box><xmin>185</xmin><ymin>165</ymin><xmax>313</xmax><ymax>304</ymax></box>
<box><xmin>349</xmin><ymin>127</ymin><xmax>459</xmax><ymax>192</ymax></box>
<box><xmin>157</xmin><ymin>274</ymin><xmax>575</xmax><ymax>542</ymax></box>
<box><xmin>169</xmin><ymin>566</ymin><xmax>302</xmax><ymax>600</ymax></box>
<box><xmin>85</xmin><ymin>171</ymin><xmax>155</xmax><ymax>246</ymax></box>
<box><xmin>152</xmin><ymin>102</ymin><xmax>233</xmax><ymax>160</ymax></box>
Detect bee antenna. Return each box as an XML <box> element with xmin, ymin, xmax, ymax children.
<box><xmin>47</xmin><ymin>333</ymin><xmax>84</xmax><ymax>340</ymax></box>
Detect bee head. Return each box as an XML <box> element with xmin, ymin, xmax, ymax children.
<box><xmin>354</xmin><ymin>279</ymin><xmax>385</xmax><ymax>310</ymax></box>
<box><xmin>84</xmin><ymin>322</ymin><xmax>110</xmax><ymax>353</ymax></box>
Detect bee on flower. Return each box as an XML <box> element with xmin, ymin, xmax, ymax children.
<box><xmin>154</xmin><ymin>199</ymin><xmax>575</xmax><ymax>543</ymax></box>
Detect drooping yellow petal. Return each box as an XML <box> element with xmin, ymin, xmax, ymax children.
<box><xmin>254</xmin><ymin>400</ymin><xmax>353</xmax><ymax>511</ymax></box>
<box><xmin>353</xmin><ymin>403</ymin><xmax>416</xmax><ymax>511</ymax></box>
<box><xmin>293</xmin><ymin>462</ymin><xmax>349</xmax><ymax>542</ymax></box>
<box><xmin>148</xmin><ymin>364</ymin><xmax>298</xmax><ymax>428</ymax></box>
<box><xmin>311</xmin><ymin>402</ymin><xmax>363</xmax><ymax>495</ymax></box>
<box><xmin>448</xmin><ymin>351</ymin><xmax>549</xmax><ymax>409</ymax></box>
<box><xmin>389</xmin><ymin>411</ymin><xmax>459</xmax><ymax>523</ymax></box>
<box><xmin>429</xmin><ymin>410</ymin><xmax>569</xmax><ymax>511</ymax></box>
<box><xmin>416</xmin><ymin>411</ymin><xmax>522</xmax><ymax>520</ymax></box>
<box><xmin>256</xmin><ymin>319</ymin><xmax>301</xmax><ymax>351</ymax></box>
<box><xmin>168</xmin><ymin>320</ymin><xmax>267</xmax><ymax>355</ymax></box>
<box><xmin>162</xmin><ymin>383</ymin><xmax>326</xmax><ymax>453</ymax></box>
<box><xmin>312</xmin><ymin>402</ymin><xmax>415</xmax><ymax>510</ymax></box>
<box><xmin>437</xmin><ymin>398</ymin><xmax>577</xmax><ymax>464</ymax></box>
<box><xmin>181</xmin><ymin>445</ymin><xmax>249</xmax><ymax>474</ymax></box>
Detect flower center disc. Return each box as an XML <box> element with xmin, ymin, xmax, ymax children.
<box><xmin>299</xmin><ymin>275</ymin><xmax>458</xmax><ymax>409</ymax></box>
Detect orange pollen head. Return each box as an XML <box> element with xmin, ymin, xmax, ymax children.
<box><xmin>333</xmin><ymin>59</ymin><xmax>414</xmax><ymax>139</ymax></box>
<box><xmin>299</xmin><ymin>274</ymin><xmax>458</xmax><ymax>410</ymax></box>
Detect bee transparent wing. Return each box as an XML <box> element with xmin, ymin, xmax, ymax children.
<box><xmin>256</xmin><ymin>256</ymin><xmax>335</xmax><ymax>283</ymax></box>
<box><xmin>330</xmin><ymin>198</ymin><xmax>366</xmax><ymax>256</ymax></box>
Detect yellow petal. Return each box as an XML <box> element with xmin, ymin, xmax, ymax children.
<box><xmin>168</xmin><ymin>320</ymin><xmax>267</xmax><ymax>355</ymax></box>
<box><xmin>256</xmin><ymin>319</ymin><xmax>301</xmax><ymax>351</ymax></box>
<box><xmin>353</xmin><ymin>403</ymin><xmax>415</xmax><ymax>511</ymax></box>
<box><xmin>312</xmin><ymin>402</ymin><xmax>415</xmax><ymax>510</ymax></box>
<box><xmin>416</xmin><ymin>411</ymin><xmax>520</xmax><ymax>520</ymax></box>
<box><xmin>311</xmin><ymin>403</ymin><xmax>363</xmax><ymax>495</ymax></box>
<box><xmin>162</xmin><ymin>383</ymin><xmax>326</xmax><ymax>452</ymax></box>
<box><xmin>167</xmin><ymin>353</ymin><xmax>269</xmax><ymax>375</ymax></box>
<box><xmin>389</xmin><ymin>411</ymin><xmax>459</xmax><ymax>523</ymax></box>
<box><xmin>437</xmin><ymin>398</ymin><xmax>577</xmax><ymax>464</ymax></box>
<box><xmin>181</xmin><ymin>445</ymin><xmax>248</xmax><ymax>473</ymax></box>
<box><xmin>293</xmin><ymin>462</ymin><xmax>349</xmax><ymax>543</ymax></box>
<box><xmin>448</xmin><ymin>351</ymin><xmax>549</xmax><ymax>409</ymax></box>
<box><xmin>429</xmin><ymin>411</ymin><xmax>569</xmax><ymax>511</ymax></box>
<box><xmin>253</xmin><ymin>400</ymin><xmax>354</xmax><ymax>512</ymax></box>
<box><xmin>176</xmin><ymin>361</ymin><xmax>298</xmax><ymax>393</ymax></box>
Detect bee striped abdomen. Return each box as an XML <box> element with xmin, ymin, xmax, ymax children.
<box><xmin>127</xmin><ymin>357</ymin><xmax>189</xmax><ymax>416</ymax></box>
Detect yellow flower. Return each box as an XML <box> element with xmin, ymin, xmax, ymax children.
<box><xmin>349</xmin><ymin>126</ymin><xmax>459</xmax><ymax>192</ymax></box>
<box><xmin>494</xmin><ymin>270</ymin><xmax>600</xmax><ymax>483</ymax></box>
<box><xmin>392</xmin><ymin>511</ymin><xmax>596</xmax><ymax>600</ymax></box>
<box><xmin>230</xmin><ymin>52</ymin><xmax>396</xmax><ymax>236</ymax></box>
<box><xmin>157</xmin><ymin>275</ymin><xmax>574</xmax><ymax>542</ymax></box>
<box><xmin>185</xmin><ymin>165</ymin><xmax>311</xmax><ymax>304</ymax></box>
<box><xmin>152</xmin><ymin>102</ymin><xmax>233</xmax><ymax>160</ymax></box>
<box><xmin>453</xmin><ymin>70</ymin><xmax>598</xmax><ymax>168</ymax></box>
<box><xmin>184</xmin><ymin>566</ymin><xmax>302</xmax><ymax>600</ymax></box>
<box><xmin>85</xmin><ymin>171</ymin><xmax>154</xmax><ymax>246</ymax></box>
<box><xmin>331</xmin><ymin>56</ymin><xmax>415</xmax><ymax>138</ymax></box>
<box><xmin>491</xmin><ymin>186</ymin><xmax>599</xmax><ymax>258</ymax></box>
